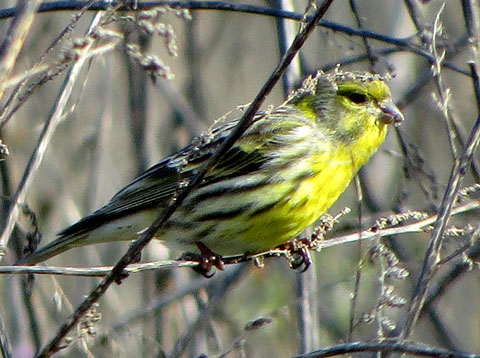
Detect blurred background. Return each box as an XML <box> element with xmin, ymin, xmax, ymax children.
<box><xmin>0</xmin><ymin>0</ymin><xmax>479</xmax><ymax>357</ymax></box>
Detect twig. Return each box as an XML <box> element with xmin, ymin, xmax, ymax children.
<box><xmin>315</xmin><ymin>201</ymin><xmax>478</xmax><ymax>250</ymax></box>
<box><xmin>1</xmin><ymin>260</ymin><xmax>198</xmax><ymax>277</ymax></box>
<box><xmin>404</xmin><ymin>0</ymin><xmax>429</xmax><ymax>45</ymax></box>
<box><xmin>0</xmin><ymin>0</ymin><xmax>96</xmax><ymax>129</ymax></box>
<box><xmin>273</xmin><ymin>0</ymin><xmax>321</xmax><ymax>353</ymax></box>
<box><xmin>347</xmin><ymin>176</ymin><xmax>364</xmax><ymax>342</ymax></box>
<box><xmin>110</xmin><ymin>274</ymin><xmax>221</xmax><ymax>332</ymax></box>
<box><xmin>0</xmin><ymin>307</ymin><xmax>12</xmax><ymax>358</ymax></box>
<box><xmin>4</xmin><ymin>200</ymin><xmax>478</xmax><ymax>278</ymax></box>
<box><xmin>0</xmin><ymin>2</ymin><xmax>471</xmax><ymax>75</ymax></box>
<box><xmin>0</xmin><ymin>13</ymin><xmax>108</xmax><ymax>259</ymax></box>
<box><xmin>425</xmin><ymin>307</ymin><xmax>460</xmax><ymax>351</ymax></box>
<box><xmin>430</xmin><ymin>5</ymin><xmax>459</xmax><ymax>159</ymax></box>
<box><xmin>0</xmin><ymin>41</ymin><xmax>119</xmax><ymax>130</ymax></box>
<box><xmin>0</xmin><ymin>0</ymin><xmax>42</xmax><ymax>101</ymax></box>
<box><xmin>155</xmin><ymin>79</ymin><xmax>206</xmax><ymax>137</ymax></box>
<box><xmin>348</xmin><ymin>0</ymin><xmax>377</xmax><ymax>67</ymax></box>
<box><xmin>400</xmin><ymin>65</ymin><xmax>480</xmax><ymax>339</ymax></box>
<box><xmin>21</xmin><ymin>275</ymin><xmax>42</xmax><ymax>351</ymax></box>
<box><xmin>122</xmin><ymin>36</ymin><xmax>149</xmax><ymax>173</ymax></box>
<box><xmin>291</xmin><ymin>339</ymin><xmax>480</xmax><ymax>358</ymax></box>
<box><xmin>168</xmin><ymin>265</ymin><xmax>247</xmax><ymax>358</ymax></box>
<box><xmin>422</xmin><ymin>241</ymin><xmax>480</xmax><ymax>312</ymax></box>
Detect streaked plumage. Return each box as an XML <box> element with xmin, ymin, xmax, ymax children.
<box><xmin>19</xmin><ymin>70</ymin><xmax>403</xmax><ymax>265</ymax></box>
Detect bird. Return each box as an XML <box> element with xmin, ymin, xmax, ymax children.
<box><xmin>18</xmin><ymin>70</ymin><xmax>404</xmax><ymax>267</ymax></box>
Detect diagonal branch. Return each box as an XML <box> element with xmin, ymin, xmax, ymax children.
<box><xmin>400</xmin><ymin>63</ymin><xmax>480</xmax><ymax>339</ymax></box>
<box><xmin>0</xmin><ymin>13</ymin><xmax>108</xmax><ymax>259</ymax></box>
<box><xmin>34</xmin><ymin>1</ymin><xmax>336</xmax><ymax>356</ymax></box>
<box><xmin>0</xmin><ymin>0</ymin><xmax>42</xmax><ymax>101</ymax></box>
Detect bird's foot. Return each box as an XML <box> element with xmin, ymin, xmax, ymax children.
<box><xmin>196</xmin><ymin>242</ymin><xmax>225</xmax><ymax>277</ymax></box>
<box><xmin>180</xmin><ymin>242</ymin><xmax>225</xmax><ymax>278</ymax></box>
<box><xmin>278</xmin><ymin>238</ymin><xmax>312</xmax><ymax>272</ymax></box>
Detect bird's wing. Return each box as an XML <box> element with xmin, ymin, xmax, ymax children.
<box><xmin>58</xmin><ymin>116</ymin><xmax>272</xmax><ymax>237</ymax></box>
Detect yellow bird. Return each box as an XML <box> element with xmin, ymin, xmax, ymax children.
<box><xmin>19</xmin><ymin>70</ymin><xmax>403</xmax><ymax>266</ymax></box>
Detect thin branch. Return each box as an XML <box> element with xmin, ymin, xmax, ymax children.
<box><xmin>0</xmin><ymin>0</ymin><xmax>42</xmax><ymax>101</ymax></box>
<box><xmin>462</xmin><ymin>0</ymin><xmax>480</xmax><ymax>110</ymax></box>
<box><xmin>422</xmin><ymin>241</ymin><xmax>480</xmax><ymax>312</ymax></box>
<box><xmin>4</xmin><ymin>200</ymin><xmax>478</xmax><ymax>278</ymax></box>
<box><xmin>348</xmin><ymin>0</ymin><xmax>377</xmax><ymax>67</ymax></box>
<box><xmin>156</xmin><ymin>79</ymin><xmax>206</xmax><ymax>136</ymax></box>
<box><xmin>0</xmin><ymin>41</ymin><xmax>119</xmax><ymax>130</ymax></box>
<box><xmin>315</xmin><ymin>201</ymin><xmax>478</xmax><ymax>250</ymax></box>
<box><xmin>0</xmin><ymin>307</ymin><xmax>12</xmax><ymax>358</ymax></box>
<box><xmin>2</xmin><ymin>260</ymin><xmax>198</xmax><ymax>277</ymax></box>
<box><xmin>462</xmin><ymin>0</ymin><xmax>480</xmax><ymax>67</ymax></box>
<box><xmin>122</xmin><ymin>35</ymin><xmax>149</xmax><ymax>173</ymax></box>
<box><xmin>424</xmin><ymin>307</ymin><xmax>460</xmax><ymax>351</ymax></box>
<box><xmin>0</xmin><ymin>1</ymin><xmax>440</xmax><ymax>50</ymax></box>
<box><xmin>110</xmin><ymin>274</ymin><xmax>221</xmax><ymax>332</ymax></box>
<box><xmin>347</xmin><ymin>177</ymin><xmax>364</xmax><ymax>342</ymax></box>
<box><xmin>0</xmin><ymin>13</ymin><xmax>108</xmax><ymax>259</ymax></box>
<box><xmin>20</xmin><ymin>276</ymin><xmax>42</xmax><ymax>351</ymax></box>
<box><xmin>168</xmin><ymin>265</ymin><xmax>247</xmax><ymax>358</ymax></box>
<box><xmin>0</xmin><ymin>1</ymin><xmax>471</xmax><ymax>76</ymax></box>
<box><xmin>430</xmin><ymin>5</ymin><xmax>460</xmax><ymax>159</ymax></box>
<box><xmin>0</xmin><ymin>0</ymin><xmax>96</xmax><ymax>129</ymax></box>
<box><xmin>403</xmin><ymin>0</ymin><xmax>429</xmax><ymax>45</ymax></box>
<box><xmin>291</xmin><ymin>340</ymin><xmax>480</xmax><ymax>358</ymax></box>
<box><xmin>272</xmin><ymin>0</ymin><xmax>303</xmax><ymax>92</ymax></box>
<box><xmin>400</xmin><ymin>64</ymin><xmax>480</xmax><ymax>339</ymax></box>
<box><xmin>272</xmin><ymin>0</ymin><xmax>321</xmax><ymax>353</ymax></box>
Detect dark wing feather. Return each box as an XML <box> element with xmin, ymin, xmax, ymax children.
<box><xmin>58</xmin><ymin>117</ymin><xmax>270</xmax><ymax>237</ymax></box>
<box><xmin>58</xmin><ymin>158</ymin><xmax>181</xmax><ymax>237</ymax></box>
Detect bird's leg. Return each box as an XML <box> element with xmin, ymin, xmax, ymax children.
<box><xmin>180</xmin><ymin>243</ymin><xmax>225</xmax><ymax>278</ymax></box>
<box><xmin>290</xmin><ymin>245</ymin><xmax>312</xmax><ymax>272</ymax></box>
<box><xmin>277</xmin><ymin>237</ymin><xmax>312</xmax><ymax>272</ymax></box>
<box><xmin>196</xmin><ymin>242</ymin><xmax>225</xmax><ymax>275</ymax></box>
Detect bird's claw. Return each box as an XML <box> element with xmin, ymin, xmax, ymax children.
<box><xmin>180</xmin><ymin>243</ymin><xmax>225</xmax><ymax>278</ymax></box>
<box><xmin>196</xmin><ymin>242</ymin><xmax>225</xmax><ymax>277</ymax></box>
<box><xmin>278</xmin><ymin>238</ymin><xmax>312</xmax><ymax>272</ymax></box>
<box><xmin>289</xmin><ymin>245</ymin><xmax>312</xmax><ymax>272</ymax></box>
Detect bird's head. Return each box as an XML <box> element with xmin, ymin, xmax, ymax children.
<box><xmin>289</xmin><ymin>70</ymin><xmax>404</xmax><ymax>143</ymax></box>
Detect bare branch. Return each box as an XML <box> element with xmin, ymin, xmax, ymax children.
<box><xmin>292</xmin><ymin>340</ymin><xmax>480</xmax><ymax>358</ymax></box>
<box><xmin>401</xmin><ymin>66</ymin><xmax>480</xmax><ymax>340</ymax></box>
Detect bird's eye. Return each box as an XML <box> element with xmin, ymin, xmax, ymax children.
<box><xmin>346</xmin><ymin>92</ymin><xmax>367</xmax><ymax>104</ymax></box>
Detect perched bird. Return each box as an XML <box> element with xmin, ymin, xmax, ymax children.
<box><xmin>18</xmin><ymin>70</ymin><xmax>403</xmax><ymax>266</ymax></box>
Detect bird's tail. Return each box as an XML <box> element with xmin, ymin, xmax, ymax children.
<box><xmin>15</xmin><ymin>234</ymin><xmax>86</xmax><ymax>266</ymax></box>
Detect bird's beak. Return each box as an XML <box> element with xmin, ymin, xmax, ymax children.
<box><xmin>378</xmin><ymin>101</ymin><xmax>404</xmax><ymax>126</ymax></box>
